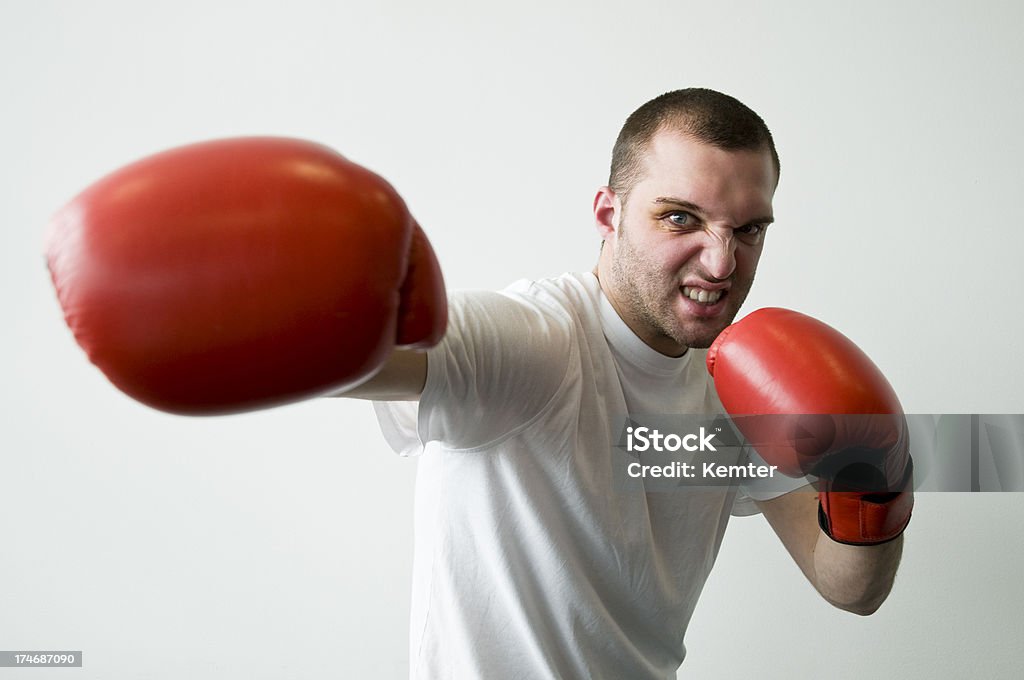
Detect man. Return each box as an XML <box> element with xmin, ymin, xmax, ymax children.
<box><xmin>346</xmin><ymin>89</ymin><xmax>906</xmax><ymax>677</ymax></box>
<box><xmin>46</xmin><ymin>88</ymin><xmax>909</xmax><ymax>679</ymax></box>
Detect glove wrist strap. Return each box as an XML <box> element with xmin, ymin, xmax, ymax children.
<box><xmin>818</xmin><ymin>458</ymin><xmax>914</xmax><ymax>546</ymax></box>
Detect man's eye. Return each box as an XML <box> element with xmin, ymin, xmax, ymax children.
<box><xmin>738</xmin><ymin>223</ymin><xmax>771</xmax><ymax>237</ymax></box>
<box><xmin>667</xmin><ymin>212</ymin><xmax>695</xmax><ymax>227</ymax></box>
<box><xmin>735</xmin><ymin>223</ymin><xmax>768</xmax><ymax>244</ymax></box>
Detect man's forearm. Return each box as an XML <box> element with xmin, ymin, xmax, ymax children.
<box><xmin>812</xmin><ymin>532</ymin><xmax>904</xmax><ymax>616</ymax></box>
<box><xmin>758</xmin><ymin>490</ymin><xmax>906</xmax><ymax>615</ymax></box>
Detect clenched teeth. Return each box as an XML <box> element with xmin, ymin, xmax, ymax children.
<box><xmin>682</xmin><ymin>286</ymin><xmax>724</xmax><ymax>304</ymax></box>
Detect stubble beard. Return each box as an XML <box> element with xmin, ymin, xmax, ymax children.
<box><xmin>610</xmin><ymin>226</ymin><xmax>754</xmax><ymax>351</ymax></box>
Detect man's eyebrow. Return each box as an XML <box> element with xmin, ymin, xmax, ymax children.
<box><xmin>653</xmin><ymin>197</ymin><xmax>774</xmax><ymax>225</ymax></box>
<box><xmin>653</xmin><ymin>197</ymin><xmax>704</xmax><ymax>213</ymax></box>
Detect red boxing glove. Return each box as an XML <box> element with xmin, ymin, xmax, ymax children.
<box><xmin>706</xmin><ymin>308</ymin><xmax>913</xmax><ymax>545</ymax></box>
<box><xmin>46</xmin><ymin>137</ymin><xmax>446</xmax><ymax>415</ymax></box>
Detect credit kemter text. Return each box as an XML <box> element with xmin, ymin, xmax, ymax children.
<box><xmin>626</xmin><ymin>461</ymin><xmax>779</xmax><ymax>479</ymax></box>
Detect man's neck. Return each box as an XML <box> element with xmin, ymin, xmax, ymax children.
<box><xmin>591</xmin><ymin>262</ymin><xmax>688</xmax><ymax>358</ymax></box>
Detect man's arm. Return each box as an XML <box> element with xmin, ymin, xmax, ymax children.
<box><xmin>707</xmin><ymin>309</ymin><xmax>913</xmax><ymax>613</ymax></box>
<box><xmin>756</xmin><ymin>486</ymin><xmax>903</xmax><ymax>616</ymax></box>
<box><xmin>329</xmin><ymin>349</ymin><xmax>427</xmax><ymax>401</ymax></box>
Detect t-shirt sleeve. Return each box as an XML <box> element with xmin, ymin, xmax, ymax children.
<box><xmin>374</xmin><ymin>284</ymin><xmax>575</xmax><ymax>455</ymax></box>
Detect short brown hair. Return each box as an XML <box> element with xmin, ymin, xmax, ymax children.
<box><xmin>609</xmin><ymin>88</ymin><xmax>780</xmax><ymax>199</ymax></box>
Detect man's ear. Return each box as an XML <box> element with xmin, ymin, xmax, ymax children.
<box><xmin>593</xmin><ymin>186</ymin><xmax>621</xmax><ymax>242</ymax></box>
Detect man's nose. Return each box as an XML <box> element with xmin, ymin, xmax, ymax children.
<box><xmin>699</xmin><ymin>229</ymin><xmax>737</xmax><ymax>280</ymax></box>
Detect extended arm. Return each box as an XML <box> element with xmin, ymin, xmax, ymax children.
<box><xmin>330</xmin><ymin>349</ymin><xmax>427</xmax><ymax>401</ymax></box>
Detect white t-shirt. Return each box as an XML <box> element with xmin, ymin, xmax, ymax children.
<box><xmin>374</xmin><ymin>272</ymin><xmax>802</xmax><ymax>680</ymax></box>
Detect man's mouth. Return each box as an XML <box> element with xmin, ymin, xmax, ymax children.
<box><xmin>682</xmin><ymin>285</ymin><xmax>725</xmax><ymax>306</ymax></box>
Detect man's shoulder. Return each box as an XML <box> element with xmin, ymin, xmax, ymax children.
<box><xmin>498</xmin><ymin>272</ymin><xmax>601</xmax><ymax>320</ymax></box>
<box><xmin>439</xmin><ymin>273</ymin><xmax>602</xmax><ymax>366</ymax></box>
<box><xmin>443</xmin><ymin>274</ymin><xmax>592</xmax><ymax>342</ymax></box>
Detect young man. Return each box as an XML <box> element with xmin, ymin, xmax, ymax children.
<box><xmin>350</xmin><ymin>89</ymin><xmax>906</xmax><ymax>678</ymax></box>
<box><xmin>47</xmin><ymin>88</ymin><xmax>909</xmax><ymax>679</ymax></box>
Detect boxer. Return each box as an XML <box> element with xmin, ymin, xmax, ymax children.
<box><xmin>48</xmin><ymin>89</ymin><xmax>910</xmax><ymax>679</ymax></box>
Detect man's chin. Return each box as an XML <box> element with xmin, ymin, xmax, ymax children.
<box><xmin>684</xmin><ymin>338</ymin><xmax>714</xmax><ymax>350</ymax></box>
<box><xmin>675</xmin><ymin>316</ymin><xmax>737</xmax><ymax>350</ymax></box>
<box><xmin>679</xmin><ymin>334</ymin><xmax>717</xmax><ymax>350</ymax></box>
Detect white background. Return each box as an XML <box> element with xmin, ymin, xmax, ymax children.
<box><xmin>3</xmin><ymin>0</ymin><xmax>1023</xmax><ymax>677</ymax></box>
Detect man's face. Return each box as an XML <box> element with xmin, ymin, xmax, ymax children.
<box><xmin>596</xmin><ymin>129</ymin><xmax>777</xmax><ymax>355</ymax></box>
